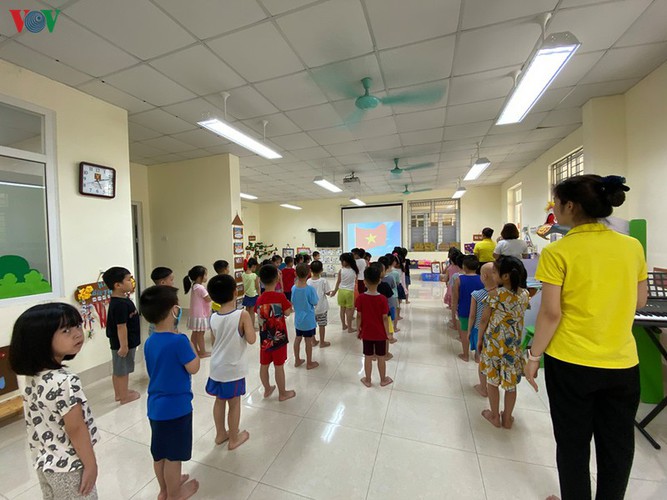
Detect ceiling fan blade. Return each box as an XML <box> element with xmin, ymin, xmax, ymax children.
<box><xmin>343</xmin><ymin>108</ymin><xmax>366</xmax><ymax>128</ymax></box>
<box><xmin>380</xmin><ymin>86</ymin><xmax>444</xmax><ymax>106</ymax></box>
<box><xmin>310</xmin><ymin>69</ymin><xmax>361</xmax><ymax>99</ymax></box>
<box><xmin>403</xmin><ymin>162</ymin><xmax>435</xmax><ymax>171</ymax></box>
<box><xmin>412</xmin><ymin>188</ymin><xmax>432</xmax><ymax>193</ymax></box>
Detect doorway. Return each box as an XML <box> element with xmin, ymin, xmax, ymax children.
<box><xmin>131</xmin><ymin>202</ymin><xmax>145</xmax><ymax>297</ymax></box>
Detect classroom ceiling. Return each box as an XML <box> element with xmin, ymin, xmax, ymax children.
<box><xmin>1</xmin><ymin>0</ymin><xmax>666</xmax><ymax>202</ymax></box>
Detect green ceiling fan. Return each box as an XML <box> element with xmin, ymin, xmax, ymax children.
<box><xmin>401</xmin><ymin>184</ymin><xmax>431</xmax><ymax>195</ymax></box>
<box><xmin>390</xmin><ymin>157</ymin><xmax>435</xmax><ymax>176</ymax></box>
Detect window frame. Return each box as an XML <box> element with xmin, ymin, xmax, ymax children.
<box><xmin>407</xmin><ymin>198</ymin><xmax>460</xmax><ymax>252</ymax></box>
<box><xmin>507</xmin><ymin>182</ymin><xmax>522</xmax><ymax>229</ymax></box>
<box><xmin>550</xmin><ymin>147</ymin><xmax>584</xmax><ymax>191</ymax></box>
<box><xmin>0</xmin><ymin>93</ymin><xmax>63</xmax><ymax>305</ymax></box>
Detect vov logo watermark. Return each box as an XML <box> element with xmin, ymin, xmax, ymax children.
<box><xmin>10</xmin><ymin>9</ymin><xmax>60</xmax><ymax>33</ymax></box>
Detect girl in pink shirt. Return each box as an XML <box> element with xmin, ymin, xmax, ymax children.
<box><xmin>443</xmin><ymin>248</ymin><xmax>463</xmax><ymax>309</ymax></box>
<box><xmin>184</xmin><ymin>265</ymin><xmax>212</xmax><ymax>358</ymax></box>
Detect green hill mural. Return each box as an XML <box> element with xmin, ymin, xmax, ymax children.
<box><xmin>0</xmin><ymin>255</ymin><xmax>52</xmax><ymax>299</ymax></box>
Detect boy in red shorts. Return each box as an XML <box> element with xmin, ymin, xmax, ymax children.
<box><xmin>355</xmin><ymin>265</ymin><xmax>393</xmax><ymax>388</ymax></box>
<box><xmin>256</xmin><ymin>264</ymin><xmax>296</xmax><ymax>401</ymax></box>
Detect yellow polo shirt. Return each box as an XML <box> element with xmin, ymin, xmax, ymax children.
<box><xmin>535</xmin><ymin>223</ymin><xmax>647</xmax><ymax>368</ymax></box>
<box><xmin>473</xmin><ymin>238</ymin><xmax>496</xmax><ymax>263</ymax></box>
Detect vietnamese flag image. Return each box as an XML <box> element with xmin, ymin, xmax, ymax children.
<box><xmin>355</xmin><ymin>223</ymin><xmax>387</xmax><ymax>250</ymax></box>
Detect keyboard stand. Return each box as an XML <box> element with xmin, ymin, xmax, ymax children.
<box><xmin>634</xmin><ymin>325</ymin><xmax>667</xmax><ymax>450</ymax></box>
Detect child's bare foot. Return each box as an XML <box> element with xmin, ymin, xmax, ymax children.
<box><xmin>380</xmin><ymin>377</ymin><xmax>393</xmax><ymax>387</ymax></box>
<box><xmin>306</xmin><ymin>361</ymin><xmax>319</xmax><ymax>370</ymax></box>
<box><xmin>474</xmin><ymin>384</ymin><xmax>488</xmax><ymax>397</ymax></box>
<box><xmin>319</xmin><ymin>341</ymin><xmax>331</xmax><ymax>348</ymax></box>
<box><xmin>457</xmin><ymin>353</ymin><xmax>469</xmax><ymax>362</ymax></box>
<box><xmin>228</xmin><ymin>430</ymin><xmax>250</xmax><ymax>450</ymax></box>
<box><xmin>263</xmin><ymin>385</ymin><xmax>276</xmax><ymax>398</ymax></box>
<box><xmin>279</xmin><ymin>390</ymin><xmax>296</xmax><ymax>401</ymax></box>
<box><xmin>394</xmin><ymin>327</ymin><xmax>401</xmax><ymax>332</ymax></box>
<box><xmin>388</xmin><ymin>337</ymin><xmax>398</xmax><ymax>344</ymax></box>
<box><xmin>215</xmin><ymin>431</ymin><xmax>229</xmax><ymax>445</ymax></box>
<box><xmin>294</xmin><ymin>359</ymin><xmax>305</xmax><ymax>367</ymax></box>
<box><xmin>546</xmin><ymin>496</ymin><xmax>560</xmax><ymax>500</ymax></box>
<box><xmin>474</xmin><ymin>352</ymin><xmax>480</xmax><ymax>363</ymax></box>
<box><xmin>482</xmin><ymin>409</ymin><xmax>501</xmax><ymax>428</ymax></box>
<box><xmin>120</xmin><ymin>390</ymin><xmax>141</xmax><ymax>405</ymax></box>
<box><xmin>179</xmin><ymin>478</ymin><xmax>199</xmax><ymax>499</ymax></box>
<box><xmin>501</xmin><ymin>411</ymin><xmax>515</xmax><ymax>429</ymax></box>
<box><xmin>385</xmin><ymin>352</ymin><xmax>394</xmax><ymax>360</ymax></box>
<box><xmin>342</xmin><ymin>324</ymin><xmax>348</xmax><ymax>331</ymax></box>
<box><xmin>360</xmin><ymin>377</ymin><xmax>372</xmax><ymax>388</ymax></box>
<box><xmin>159</xmin><ymin>474</ymin><xmax>191</xmax><ymax>499</ymax></box>
<box><xmin>348</xmin><ymin>328</ymin><xmax>357</xmax><ymax>333</ymax></box>
<box><xmin>199</xmin><ymin>351</ymin><xmax>211</xmax><ymax>358</ymax></box>
<box><xmin>312</xmin><ymin>339</ymin><xmax>319</xmax><ymax>346</ymax></box>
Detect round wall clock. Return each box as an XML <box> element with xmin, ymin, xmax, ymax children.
<box><xmin>79</xmin><ymin>162</ymin><xmax>116</xmax><ymax>198</ymax></box>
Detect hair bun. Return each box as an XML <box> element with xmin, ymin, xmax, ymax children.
<box><xmin>601</xmin><ymin>175</ymin><xmax>629</xmax><ymax>207</ymax></box>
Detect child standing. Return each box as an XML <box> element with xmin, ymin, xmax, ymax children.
<box><xmin>312</xmin><ymin>251</ymin><xmax>321</xmax><ymax>262</ymax></box>
<box><xmin>103</xmin><ymin>266</ymin><xmax>141</xmax><ymax>405</ymax></box>
<box><xmin>281</xmin><ymin>256</ymin><xmax>297</xmax><ymax>302</ymax></box>
<box><xmin>352</xmin><ymin>248</ymin><xmax>367</xmax><ymax>293</ymax></box>
<box><xmin>213</xmin><ymin>260</ymin><xmax>230</xmax><ymax>275</ymax></box>
<box><xmin>477</xmin><ymin>256</ymin><xmax>529</xmax><ymax>429</ymax></box>
<box><xmin>149</xmin><ymin>267</ymin><xmax>176</xmax><ymax>336</ymax></box>
<box><xmin>372</xmin><ymin>261</ymin><xmax>397</xmax><ymax>359</ymax></box>
<box><xmin>242</xmin><ymin>258</ymin><xmax>260</xmax><ymax>328</ymax></box>
<box><xmin>443</xmin><ymin>248</ymin><xmax>463</xmax><ymax>309</ymax></box>
<box><xmin>468</xmin><ymin>262</ymin><xmax>496</xmax><ymax>397</ymax></box>
<box><xmin>10</xmin><ymin>303</ymin><xmax>99</xmax><ymax>499</ymax></box>
<box><xmin>140</xmin><ymin>286</ymin><xmax>200</xmax><ymax>500</ymax></box>
<box><xmin>291</xmin><ymin>263</ymin><xmax>320</xmax><ymax>370</ymax></box>
<box><xmin>329</xmin><ymin>253</ymin><xmax>359</xmax><ymax>333</ymax></box>
<box><xmin>452</xmin><ymin>256</ymin><xmax>483</xmax><ymax>362</ymax></box>
<box><xmin>207</xmin><ymin>275</ymin><xmax>257</xmax><ymax>450</ymax></box>
<box><xmin>183</xmin><ymin>265</ymin><xmax>212</xmax><ymax>358</ymax></box>
<box><xmin>356</xmin><ymin>266</ymin><xmax>393</xmax><ymax>388</ymax></box>
<box><xmin>271</xmin><ymin>255</ymin><xmax>285</xmax><ymax>293</ymax></box>
<box><xmin>256</xmin><ymin>264</ymin><xmax>296</xmax><ymax>401</ymax></box>
<box><xmin>307</xmin><ymin>260</ymin><xmax>331</xmax><ymax>348</ymax></box>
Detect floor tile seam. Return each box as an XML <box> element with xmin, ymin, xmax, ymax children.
<box><xmin>379</xmin><ymin>427</ymin><xmax>478</xmax><ymax>455</ymax></box>
<box><xmin>255</xmin><ymin>413</ymin><xmax>305</xmax><ymax>485</ymax></box>
<box><xmin>474</xmin><ymin>451</ymin><xmax>560</xmax><ymax>472</ymax></box>
<box><xmin>298</xmin><ymin>412</ymin><xmax>384</xmax><ymax>435</ymax></box>
<box><xmin>255</xmin><ymin>482</ymin><xmax>316</xmax><ymax>499</ymax></box>
<box><xmin>460</xmin><ymin>379</ymin><xmax>491</xmax><ymax>500</ymax></box>
<box><xmin>127</xmin><ymin>474</ymin><xmax>161</xmax><ymax>500</ymax></box>
<box><xmin>183</xmin><ymin>457</ymin><xmax>263</xmax><ymax>488</ymax></box>
<box><xmin>388</xmin><ymin>387</ymin><xmax>473</xmax><ymax>404</ymax></box>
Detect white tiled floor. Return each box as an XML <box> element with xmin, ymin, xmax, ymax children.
<box><xmin>1</xmin><ymin>279</ymin><xmax>666</xmax><ymax>499</ymax></box>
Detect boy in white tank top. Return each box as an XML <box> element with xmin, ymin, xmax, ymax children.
<box><xmin>206</xmin><ymin>275</ymin><xmax>256</xmax><ymax>451</ymax></box>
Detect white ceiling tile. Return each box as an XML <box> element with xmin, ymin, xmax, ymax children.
<box><xmin>259</xmin><ymin>0</ymin><xmax>320</xmax><ymax>15</ymax></box>
<box><xmin>550</xmin><ymin>51</ymin><xmax>605</xmax><ymax>89</ymax></box>
<box><xmin>66</xmin><ymin>0</ymin><xmax>195</xmax><ymax>60</ymax></box>
<box><xmin>526</xmin><ymin>124</ymin><xmax>579</xmax><ymax>142</ymax></box>
<box><xmin>481</xmin><ymin>131</ymin><xmax>531</xmax><ymax>147</ymax></box>
<box><xmin>150</xmin><ymin>45</ymin><xmax>244</xmax><ymax>95</ymax></box>
<box><xmin>255</xmin><ymin>72</ymin><xmax>328</xmax><ymax>111</ymax></box>
<box><xmin>130</xmin><ymin>141</ymin><xmax>166</xmax><ymax>158</ymax></box>
<box><xmin>270</xmin><ymin>132</ymin><xmax>318</xmax><ymax>149</ymax></box>
<box><xmin>155</xmin><ymin>0</ymin><xmax>267</xmax><ymax>39</ymax></box>
<box><xmin>0</xmin><ymin>41</ymin><xmax>91</xmax><ymax>86</ymax></box>
<box><xmin>179</xmin><ymin>149</ymin><xmax>216</xmax><ymax>160</ymax></box>
<box><xmin>129</xmin><ymin>122</ymin><xmax>162</xmax><ymax>142</ymax></box>
<box><xmin>291</xmin><ymin>146</ymin><xmax>331</xmax><ymax>160</ymax></box>
<box><xmin>539</xmin><ymin>107</ymin><xmax>582</xmax><ymax>128</ymax></box>
<box><xmin>129</xmin><ymin>109</ymin><xmax>196</xmax><ymax>135</ymax></box>
<box><xmin>400</xmin><ymin>128</ymin><xmax>444</xmax><ymax>146</ymax></box>
<box><xmin>386</xmin><ymin>81</ymin><xmax>448</xmax><ymax>114</ymax></box>
<box><xmin>162</xmin><ymin>98</ymin><xmax>224</xmax><ymax>125</ymax></box>
<box><xmin>171</xmin><ymin>129</ymin><xmax>230</xmax><ymax>149</ymax></box>
<box><xmin>445</xmin><ymin>98</ymin><xmax>504</xmax><ymax>126</ymax></box>
<box><xmin>105</xmin><ymin>65</ymin><xmax>196</xmax><ymax>106</ymax></box>
<box><xmin>453</xmin><ymin>20</ymin><xmax>541</xmax><ymax>76</ymax></box>
<box><xmin>380</xmin><ymin>35</ymin><xmax>456</xmax><ymax>88</ymax></box>
<box><xmin>394</xmin><ymin>108</ymin><xmax>446</xmax><ymax>133</ymax></box>
<box><xmin>336</xmin><ymin>153</ymin><xmax>373</xmax><ymax>165</ymax></box>
<box><xmin>205</xmin><ymin>86</ymin><xmax>278</xmax><ymax>119</ymax></box>
<box><xmin>207</xmin><ymin>143</ymin><xmax>256</xmax><ymax>156</ymax></box>
<box><xmin>448</xmin><ymin>66</ymin><xmax>518</xmax><ymax>106</ymax></box>
<box><xmin>557</xmin><ymin>78</ymin><xmax>640</xmax><ymax>108</ymax></box>
<box><xmin>151</xmin><ymin>153</ymin><xmax>188</xmax><ymax>164</ymax></box>
<box><xmin>531</xmin><ymin>87</ymin><xmax>573</xmax><ymax>112</ymax></box>
<box><xmin>461</xmin><ymin>0</ymin><xmax>558</xmax><ymax>29</ymax></box>
<box><xmin>310</xmin><ymin>54</ymin><xmax>384</xmax><ymax>100</ymax></box>
<box><xmin>242</xmin><ymin>113</ymin><xmax>301</xmax><ymax>137</ymax></box>
<box><xmin>617</xmin><ymin>0</ymin><xmax>667</xmax><ymax>47</ymax></box>
<box><xmin>18</xmin><ymin>16</ymin><xmax>138</xmax><ymax>77</ymax></box>
<box><xmin>579</xmin><ymin>43</ymin><xmax>667</xmax><ymax>85</ymax></box>
<box><xmin>512</xmin><ymin>138</ymin><xmax>561</xmax><ymax>153</ymax></box>
<box><xmin>324</xmin><ymin>141</ymin><xmax>367</xmax><ymax>155</ymax></box>
<box><xmin>206</xmin><ymin>22</ymin><xmax>304</xmax><ymax>82</ymax></box>
<box><xmin>487</xmin><ymin>111</ymin><xmax>547</xmax><ymax>134</ymax></box>
<box><xmin>308</xmin><ymin>127</ymin><xmax>356</xmax><ymax>145</ymax></box>
<box><xmin>366</xmin><ymin>0</ymin><xmax>460</xmax><ymax>50</ymax></box>
<box><xmin>444</xmin><ymin>121</ymin><xmax>493</xmax><ymax>140</ymax></box>
<box><xmin>77</xmin><ymin>80</ymin><xmax>154</xmax><ymax>114</ymax></box>
<box><xmin>141</xmin><ymin>136</ymin><xmax>195</xmax><ymax>154</ymax></box>
<box><xmin>442</xmin><ymin>137</ymin><xmax>483</xmax><ymax>152</ymax></box>
<box><xmin>351</xmin><ymin>116</ymin><xmax>398</xmax><ymax>139</ymax></box>
<box><xmin>548</xmin><ymin>0</ymin><xmax>652</xmax><ymax>53</ymax></box>
<box><xmin>276</xmin><ymin>0</ymin><xmax>373</xmax><ymax>66</ymax></box>
<box><xmin>286</xmin><ymin>103</ymin><xmax>344</xmax><ymax>130</ymax></box>
<box><xmin>504</xmin><ymin>150</ymin><xmax>542</xmax><ymax>163</ymax></box>
<box><xmin>360</xmin><ymin>134</ymin><xmax>403</xmax><ymax>151</ymax></box>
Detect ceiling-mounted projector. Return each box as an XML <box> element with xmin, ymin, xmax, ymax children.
<box><xmin>343</xmin><ymin>172</ymin><xmax>361</xmax><ymax>185</ymax></box>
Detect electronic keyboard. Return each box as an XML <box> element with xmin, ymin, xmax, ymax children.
<box><xmin>634</xmin><ymin>300</ymin><xmax>667</xmax><ymax>326</ymax></box>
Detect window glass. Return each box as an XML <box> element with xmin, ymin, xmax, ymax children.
<box><xmin>0</xmin><ymin>102</ymin><xmax>44</xmax><ymax>154</ymax></box>
<box><xmin>408</xmin><ymin>199</ymin><xmax>459</xmax><ymax>252</ymax></box>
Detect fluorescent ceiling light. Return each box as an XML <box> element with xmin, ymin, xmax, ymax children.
<box><xmin>313</xmin><ymin>176</ymin><xmax>342</xmax><ymax>193</ymax></box>
<box><xmin>349</xmin><ymin>197</ymin><xmax>366</xmax><ymax>206</ymax></box>
<box><xmin>197</xmin><ymin>118</ymin><xmax>282</xmax><ymax>159</ymax></box>
<box><xmin>464</xmin><ymin>158</ymin><xmax>491</xmax><ymax>181</ymax></box>
<box><xmin>497</xmin><ymin>32</ymin><xmax>580</xmax><ymax>125</ymax></box>
<box><xmin>0</xmin><ymin>180</ymin><xmax>44</xmax><ymax>189</ymax></box>
<box><xmin>239</xmin><ymin>192</ymin><xmax>258</xmax><ymax>200</ymax></box>
<box><xmin>452</xmin><ymin>187</ymin><xmax>466</xmax><ymax>199</ymax></box>
<box><xmin>280</xmin><ymin>203</ymin><xmax>302</xmax><ymax>210</ymax></box>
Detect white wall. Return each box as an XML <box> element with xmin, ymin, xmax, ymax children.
<box><xmin>0</xmin><ymin>60</ymin><xmax>133</xmax><ymax>382</ymax></box>
<box><xmin>241</xmin><ymin>201</ymin><xmax>261</xmax><ymax>244</ymax></box>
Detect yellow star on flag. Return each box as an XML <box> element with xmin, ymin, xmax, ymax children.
<box><xmin>366</xmin><ymin>233</ymin><xmax>377</xmax><ymax>244</ymax></box>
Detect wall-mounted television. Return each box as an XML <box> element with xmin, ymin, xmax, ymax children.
<box><xmin>315</xmin><ymin>231</ymin><xmax>341</xmax><ymax>248</ymax></box>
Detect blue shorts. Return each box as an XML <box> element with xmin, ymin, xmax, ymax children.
<box><xmin>296</xmin><ymin>328</ymin><xmax>316</xmax><ymax>338</ymax></box>
<box><xmin>389</xmin><ymin>307</ymin><xmax>396</xmax><ymax>321</ymax></box>
<box><xmin>405</xmin><ymin>275</ymin><xmax>411</xmax><ymax>286</ymax></box>
<box><xmin>284</xmin><ymin>291</ymin><xmax>292</xmax><ymax>302</ymax></box>
<box><xmin>470</xmin><ymin>326</ymin><xmax>479</xmax><ymax>351</ymax></box>
<box><xmin>242</xmin><ymin>295</ymin><xmax>257</xmax><ymax>307</ymax></box>
<box><xmin>206</xmin><ymin>378</ymin><xmax>246</xmax><ymax>399</ymax></box>
<box><xmin>150</xmin><ymin>412</ymin><xmax>192</xmax><ymax>462</ymax></box>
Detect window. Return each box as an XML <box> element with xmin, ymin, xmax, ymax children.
<box><xmin>550</xmin><ymin>147</ymin><xmax>583</xmax><ymax>190</ymax></box>
<box><xmin>0</xmin><ymin>99</ymin><xmax>60</xmax><ymax>301</ymax></box>
<box><xmin>507</xmin><ymin>183</ymin><xmax>522</xmax><ymax>229</ymax></box>
<box><xmin>408</xmin><ymin>199</ymin><xmax>459</xmax><ymax>252</ymax></box>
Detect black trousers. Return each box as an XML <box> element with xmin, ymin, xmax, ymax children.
<box><xmin>544</xmin><ymin>354</ymin><xmax>640</xmax><ymax>500</ymax></box>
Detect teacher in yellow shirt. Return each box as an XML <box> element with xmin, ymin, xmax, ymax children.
<box><xmin>473</xmin><ymin>227</ymin><xmax>496</xmax><ymax>263</ymax></box>
<box><xmin>525</xmin><ymin>175</ymin><xmax>647</xmax><ymax>500</ymax></box>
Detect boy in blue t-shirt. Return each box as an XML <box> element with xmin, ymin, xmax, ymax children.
<box><xmin>452</xmin><ymin>256</ymin><xmax>483</xmax><ymax>362</ymax></box>
<box><xmin>140</xmin><ymin>285</ymin><xmax>200</xmax><ymax>500</ymax></box>
<box><xmin>291</xmin><ymin>263</ymin><xmax>319</xmax><ymax>370</ymax></box>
